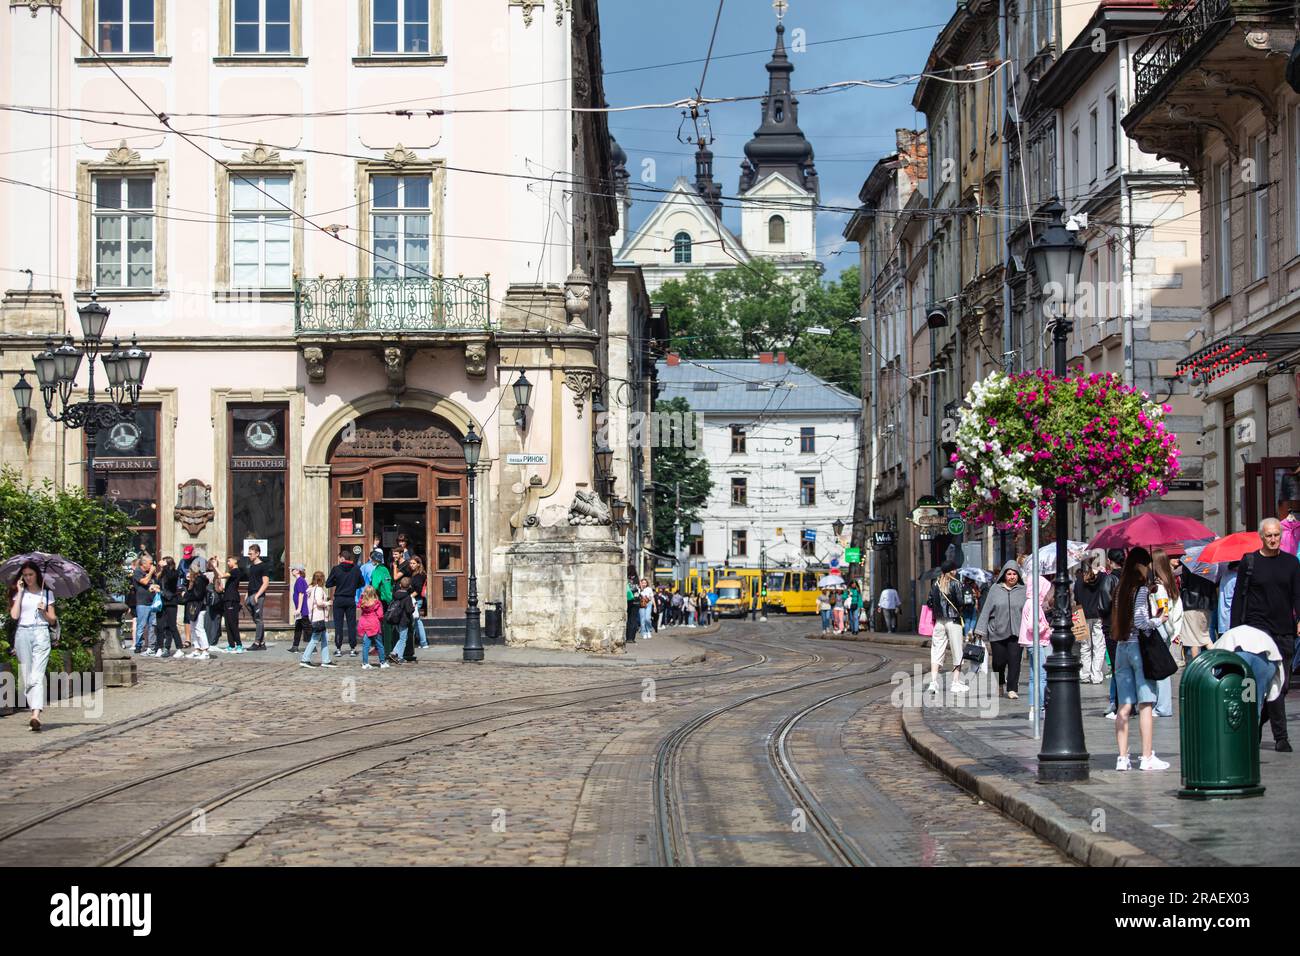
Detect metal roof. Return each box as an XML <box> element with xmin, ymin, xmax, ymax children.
<box><xmin>655</xmin><ymin>358</ymin><xmax>861</xmax><ymax>415</ymax></box>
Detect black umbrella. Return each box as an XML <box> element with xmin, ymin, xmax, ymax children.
<box><xmin>0</xmin><ymin>551</ymin><xmax>92</xmax><ymax>599</ymax></box>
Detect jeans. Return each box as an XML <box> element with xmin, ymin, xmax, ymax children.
<box><xmin>360</xmin><ymin>632</ymin><xmax>384</xmax><ymax>663</ymax></box>
<box><xmin>391</xmin><ymin>626</ymin><xmax>409</xmax><ymax>659</ymax></box>
<box><xmin>639</xmin><ymin>606</ymin><xmax>653</xmax><ymax>637</ymax></box>
<box><xmin>334</xmin><ymin>604</ymin><xmax>357</xmax><ymax>650</ymax></box>
<box><xmin>134</xmin><ymin>604</ymin><xmax>156</xmax><ymax>652</ymax></box>
<box><xmin>849</xmin><ymin>607</ymin><xmax>861</xmax><ymax>634</ymax></box>
<box><xmin>1154</xmin><ymin>634</ymin><xmax>1174</xmax><ymax>717</ymax></box>
<box><xmin>1237</xmin><ymin>651</ymin><xmax>1275</xmax><ymax>719</ymax></box>
<box><xmin>1105</xmin><ymin>635</ymin><xmax>1118</xmax><ymax>711</ymax></box>
<box><xmin>820</xmin><ymin>609</ymin><xmax>831</xmax><ymax>631</ymax></box>
<box><xmin>300</xmin><ymin>623</ymin><xmax>332</xmax><ymax>665</ymax></box>
<box><xmin>245</xmin><ymin>594</ymin><xmax>265</xmax><ymax>645</ymax></box>
<box><xmin>15</xmin><ymin>622</ymin><xmax>51</xmax><ymax>711</ymax></box>
<box><xmin>413</xmin><ymin>599</ymin><xmax>428</xmax><ymax>647</ymax></box>
<box><xmin>1025</xmin><ymin>644</ymin><xmax>1047</xmax><ymax>711</ymax></box>
<box><xmin>1079</xmin><ymin>619</ymin><xmax>1106</xmax><ymax>684</ymax></box>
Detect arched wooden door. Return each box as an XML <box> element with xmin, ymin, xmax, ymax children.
<box><xmin>328</xmin><ymin>411</ymin><xmax>468</xmax><ymax>618</ymax></box>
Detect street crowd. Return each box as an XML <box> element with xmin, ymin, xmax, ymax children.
<box><xmin>121</xmin><ymin>535</ymin><xmax>433</xmax><ymax>669</ymax></box>
<box><xmin>912</xmin><ymin>517</ymin><xmax>1300</xmax><ymax>772</ymax></box>
<box><xmin>628</xmin><ymin>579</ymin><xmax>713</xmax><ymax>640</ymax></box>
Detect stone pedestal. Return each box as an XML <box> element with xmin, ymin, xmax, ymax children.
<box><xmin>98</xmin><ymin>599</ymin><xmax>137</xmax><ymax>687</ymax></box>
<box><xmin>503</xmin><ymin>525</ymin><xmax>626</xmax><ymax>652</ymax></box>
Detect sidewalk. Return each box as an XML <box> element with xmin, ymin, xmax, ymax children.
<box><xmin>902</xmin><ymin>672</ymin><xmax>1300</xmax><ymax>866</ymax></box>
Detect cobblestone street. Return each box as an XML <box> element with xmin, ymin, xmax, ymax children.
<box><xmin>0</xmin><ymin>618</ymin><xmax>1071</xmax><ymax>866</ymax></box>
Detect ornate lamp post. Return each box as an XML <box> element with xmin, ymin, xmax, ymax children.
<box><xmin>512</xmin><ymin>371</ymin><xmax>532</xmax><ymax>429</ymax></box>
<box><xmin>30</xmin><ymin>295</ymin><xmax>150</xmax><ymax>491</ymax></box>
<box><xmin>1027</xmin><ymin>200</ymin><xmax>1089</xmax><ymax>783</ymax></box>
<box><xmin>462</xmin><ymin>425</ymin><xmax>484</xmax><ymax>663</ymax></box>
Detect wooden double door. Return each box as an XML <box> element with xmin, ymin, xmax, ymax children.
<box><xmin>330</xmin><ymin>457</ymin><xmax>468</xmax><ymax>617</ymax></box>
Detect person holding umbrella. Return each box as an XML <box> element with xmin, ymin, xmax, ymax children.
<box><xmin>7</xmin><ymin>561</ymin><xmax>57</xmax><ymax>731</ymax></box>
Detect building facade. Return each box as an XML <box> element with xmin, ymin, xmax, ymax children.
<box><xmin>0</xmin><ymin>0</ymin><xmax>636</xmax><ymax>651</ymax></box>
<box><xmin>655</xmin><ymin>354</ymin><xmax>859</xmax><ymax>573</ymax></box>
<box><xmin>1124</xmin><ymin>0</ymin><xmax>1300</xmax><ymax>535</ymax></box>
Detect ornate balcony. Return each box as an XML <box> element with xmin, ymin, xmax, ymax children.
<box><xmin>1131</xmin><ymin>0</ymin><xmax>1232</xmax><ymax>106</ymax></box>
<box><xmin>294</xmin><ymin>275</ymin><xmax>492</xmax><ymax>336</ymax></box>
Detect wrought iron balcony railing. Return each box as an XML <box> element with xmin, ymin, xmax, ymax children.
<box><xmin>294</xmin><ymin>275</ymin><xmax>492</xmax><ymax>334</ymax></box>
<box><xmin>1131</xmin><ymin>0</ymin><xmax>1232</xmax><ymax>104</ymax></box>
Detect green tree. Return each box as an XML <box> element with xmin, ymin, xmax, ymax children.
<box><xmin>651</xmin><ymin>397</ymin><xmax>713</xmax><ymax>558</ymax></box>
<box><xmin>655</xmin><ymin>261</ymin><xmax>862</xmax><ymax>396</ymax></box>
<box><xmin>0</xmin><ymin>468</ymin><xmax>133</xmax><ymax>674</ymax></box>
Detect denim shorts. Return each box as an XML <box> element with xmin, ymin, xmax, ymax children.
<box><xmin>1114</xmin><ymin>640</ymin><xmax>1158</xmax><ymax>707</ymax></box>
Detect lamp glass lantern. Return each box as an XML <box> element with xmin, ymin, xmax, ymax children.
<box><xmin>832</xmin><ymin>519</ymin><xmax>844</xmax><ymax>538</ymax></box>
<box><xmin>462</xmin><ymin>426</ymin><xmax>483</xmax><ymax>468</ymax></box>
<box><xmin>12</xmin><ymin>371</ymin><xmax>33</xmax><ymax>412</ymax></box>
<box><xmin>512</xmin><ymin>371</ymin><xmax>533</xmax><ymax>412</ymax></box>
<box><xmin>32</xmin><ymin>344</ymin><xmax>58</xmax><ymax>390</ymax></box>
<box><xmin>120</xmin><ymin>336</ymin><xmax>150</xmax><ymax>391</ymax></box>
<box><xmin>1028</xmin><ymin>200</ymin><xmax>1086</xmax><ymax>314</ymax></box>
<box><xmin>595</xmin><ymin>440</ymin><xmax>614</xmax><ymax>477</ymax></box>
<box><xmin>611</xmin><ymin>497</ymin><xmax>627</xmax><ymax>525</ymax></box>
<box><xmin>77</xmin><ymin>295</ymin><xmax>111</xmax><ymax>343</ymax></box>
<box><xmin>52</xmin><ymin>336</ymin><xmax>84</xmax><ymax>385</ymax></box>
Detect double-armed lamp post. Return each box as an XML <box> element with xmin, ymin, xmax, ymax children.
<box><xmin>1027</xmin><ymin>200</ymin><xmax>1090</xmax><ymax>783</ymax></box>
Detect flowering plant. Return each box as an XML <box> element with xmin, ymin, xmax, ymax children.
<box><xmin>948</xmin><ymin>370</ymin><xmax>1180</xmax><ymax>530</ymax></box>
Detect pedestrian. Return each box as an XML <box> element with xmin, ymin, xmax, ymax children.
<box><xmin>878</xmin><ymin>584</ymin><xmax>900</xmax><ymax>633</ymax></box>
<box><xmin>847</xmin><ymin>581</ymin><xmax>862</xmax><ymax>635</ymax></box>
<box><xmin>203</xmin><ymin>557</ymin><xmax>225</xmax><ymax>651</ymax></box>
<box><xmin>1111</xmin><ymin>547</ymin><xmax>1170</xmax><ymax>771</ymax></box>
<box><xmin>637</xmin><ymin>578</ymin><xmax>655</xmax><ymax>640</ymax></box>
<box><xmin>1218</xmin><ymin>560</ymin><xmax>1238</xmax><ymax>637</ymax></box>
<box><xmin>299</xmin><ymin>571</ymin><xmax>337</xmax><ymax>668</ymax></box>
<box><xmin>1073</xmin><ymin>557</ymin><xmax>1110</xmax><ymax>685</ymax></box>
<box><xmin>183</xmin><ymin>562</ymin><xmax>210</xmax><ymax>659</ymax></box>
<box><xmin>817</xmin><ymin>589</ymin><xmax>832</xmax><ymax>635</ymax></box>
<box><xmin>288</xmin><ymin>564</ymin><xmax>310</xmax><ymax>653</ymax></box>
<box><xmin>356</xmin><ymin>586</ymin><xmax>389</xmax><ymax>669</ymax></box>
<box><xmin>926</xmin><ymin>561</ymin><xmax>971</xmax><ymax>695</ymax></box>
<box><xmin>1020</xmin><ymin>573</ymin><xmax>1052</xmax><ymax>719</ymax></box>
<box><xmin>221</xmin><ymin>555</ymin><xmax>246</xmax><ymax>653</ymax></box>
<box><xmin>8</xmin><ymin>561</ymin><xmax>56</xmax><ymax>731</ymax></box>
<box><xmin>244</xmin><ymin>543</ymin><xmax>270</xmax><ymax>650</ymax></box>
<box><xmin>696</xmin><ymin>590</ymin><xmax>710</xmax><ymax>627</ymax></box>
<box><xmin>1101</xmin><ymin>547</ymin><xmax>1124</xmax><ymax>719</ymax></box>
<box><xmin>367</xmin><ymin>548</ymin><xmax>394</xmax><ymax>655</ymax></box>
<box><xmin>1149</xmin><ymin>548</ymin><xmax>1183</xmax><ymax>718</ymax></box>
<box><xmin>670</xmin><ymin>588</ymin><xmax>684</xmax><ymax>626</ymax></box>
<box><xmin>961</xmin><ymin>579</ymin><xmax>980</xmax><ymax>636</ymax></box>
<box><xmin>392</xmin><ymin>534</ymin><xmax>414</xmax><ymax>579</ymax></box>
<box><xmin>831</xmin><ymin>591</ymin><xmax>846</xmax><ymax>634</ymax></box>
<box><xmin>326</xmin><ymin>548</ymin><xmax>363</xmax><ymax>656</ymax></box>
<box><xmin>179</xmin><ymin>544</ymin><xmax>197</xmax><ymax>646</ymax></box>
<box><xmin>387</xmin><ymin>577</ymin><xmax>418</xmax><ymax>663</ymax></box>
<box><xmin>1175</xmin><ymin>554</ymin><xmax>1216</xmax><ymax>661</ymax></box>
<box><xmin>152</xmin><ymin>556</ymin><xmax>184</xmax><ymax>658</ymax></box>
<box><xmin>625</xmin><ymin>577</ymin><xmax>640</xmax><ymax>644</ymax></box>
<box><xmin>1229</xmin><ymin>517</ymin><xmax>1300</xmax><ymax>752</ymax></box>
<box><xmin>407</xmin><ymin>556</ymin><xmax>429</xmax><ymax>650</ymax></box>
<box><xmin>972</xmin><ymin>560</ymin><xmax>1027</xmax><ymax>699</ymax></box>
<box><xmin>131</xmin><ymin>553</ymin><xmax>159</xmax><ymax>654</ymax></box>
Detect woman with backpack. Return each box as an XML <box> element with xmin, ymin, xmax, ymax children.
<box><xmin>299</xmin><ymin>571</ymin><xmax>337</xmax><ymax>668</ymax></box>
<box><xmin>1111</xmin><ymin>547</ymin><xmax>1171</xmax><ymax>771</ymax></box>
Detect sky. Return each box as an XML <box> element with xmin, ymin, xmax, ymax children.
<box><xmin>599</xmin><ymin>0</ymin><xmax>960</xmax><ymax>280</ymax></box>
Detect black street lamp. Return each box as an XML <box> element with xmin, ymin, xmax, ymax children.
<box><xmin>1027</xmin><ymin>199</ymin><xmax>1089</xmax><ymax>783</ymax></box>
<box><xmin>461</xmin><ymin>425</ymin><xmax>484</xmax><ymax>663</ymax></box>
<box><xmin>11</xmin><ymin>370</ymin><xmax>34</xmax><ymax>441</ymax></box>
<box><xmin>30</xmin><ymin>295</ymin><xmax>150</xmax><ymax>490</ymax></box>
<box><xmin>512</xmin><ymin>371</ymin><xmax>532</xmax><ymax>429</ymax></box>
<box><xmin>832</xmin><ymin>518</ymin><xmax>844</xmax><ymax>539</ymax></box>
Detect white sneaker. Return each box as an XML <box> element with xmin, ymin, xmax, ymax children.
<box><xmin>172</xmin><ymin>650</ymin><xmax>185</xmax><ymax>658</ymax></box>
<box><xmin>1105</xmin><ymin>711</ymin><xmax>1117</xmax><ymax>720</ymax></box>
<box><xmin>299</xmin><ymin>661</ymin><xmax>313</xmax><ymax>668</ymax></box>
<box><xmin>1116</xmin><ymin>755</ymin><xmax>1131</xmax><ymax>771</ymax></box>
<box><xmin>153</xmin><ymin>649</ymin><xmax>166</xmax><ymax>658</ymax></box>
<box><xmin>361</xmin><ymin>663</ymin><xmax>372</xmax><ymax>669</ymax></box>
<box><xmin>186</xmin><ymin>650</ymin><xmax>200</xmax><ymax>659</ymax></box>
<box><xmin>379</xmin><ymin>662</ymin><xmax>390</xmax><ymax>669</ymax></box>
<box><xmin>951</xmin><ymin>681</ymin><xmax>970</xmax><ymax>694</ymax></box>
<box><xmin>926</xmin><ymin>681</ymin><xmax>940</xmax><ymax>695</ymax></box>
<box><xmin>196</xmin><ymin>652</ymin><xmax>210</xmax><ymax>660</ymax></box>
<box><xmin>1140</xmin><ymin>754</ymin><xmax>1170</xmax><ymax>771</ymax></box>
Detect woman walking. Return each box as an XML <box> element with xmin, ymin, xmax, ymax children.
<box><xmin>926</xmin><ymin>561</ymin><xmax>970</xmax><ymax>695</ymax></box>
<box><xmin>203</xmin><ymin>557</ymin><xmax>224</xmax><ymax>651</ymax></box>
<box><xmin>288</xmin><ymin>565</ymin><xmax>310</xmax><ymax>653</ymax></box>
<box><xmin>153</xmin><ymin>556</ymin><xmax>184</xmax><ymax>658</ymax></box>
<box><xmin>9</xmin><ymin>561</ymin><xmax>56</xmax><ymax>731</ymax></box>
<box><xmin>1111</xmin><ymin>547</ymin><xmax>1170</xmax><ymax>771</ymax></box>
<box><xmin>638</xmin><ymin>578</ymin><xmax>655</xmax><ymax>640</ymax></box>
<box><xmin>831</xmin><ymin>591</ymin><xmax>846</xmax><ymax>634</ymax></box>
<box><xmin>183</xmin><ymin>563</ymin><xmax>210</xmax><ymax>659</ymax></box>
<box><xmin>408</xmin><ymin>556</ymin><xmax>429</xmax><ymax>649</ymax></box>
<box><xmin>1150</xmin><ymin>547</ymin><xmax>1183</xmax><ymax>718</ymax></box>
<box><xmin>972</xmin><ymin>561</ymin><xmax>1028</xmax><ymax>699</ymax></box>
<box><xmin>299</xmin><ymin>572</ymin><xmax>336</xmax><ymax>668</ymax></box>
<box><xmin>356</xmin><ymin>585</ymin><xmax>389</xmax><ymax>669</ymax></box>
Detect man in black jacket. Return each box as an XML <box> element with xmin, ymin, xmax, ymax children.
<box><xmin>1230</xmin><ymin>518</ymin><xmax>1300</xmax><ymax>751</ymax></box>
<box><xmin>326</xmin><ymin>549</ymin><xmax>364</xmax><ymax>656</ymax></box>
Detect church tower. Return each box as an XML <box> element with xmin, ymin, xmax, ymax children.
<box><xmin>738</xmin><ymin>15</ymin><xmax>818</xmax><ymax>263</ymax></box>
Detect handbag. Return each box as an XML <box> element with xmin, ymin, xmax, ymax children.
<box><xmin>1071</xmin><ymin>606</ymin><xmax>1089</xmax><ymax>644</ymax></box>
<box><xmin>962</xmin><ymin>637</ymin><xmax>986</xmax><ymax>664</ymax></box>
<box><xmin>149</xmin><ymin>591</ymin><xmax>163</xmax><ymax>612</ymax></box>
<box><xmin>918</xmin><ymin>603</ymin><xmax>935</xmax><ymax>636</ymax></box>
<box><xmin>1138</xmin><ymin>627</ymin><xmax>1178</xmax><ymax>681</ymax></box>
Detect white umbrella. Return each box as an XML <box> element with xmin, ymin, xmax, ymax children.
<box><xmin>957</xmin><ymin>566</ymin><xmax>993</xmax><ymax>587</ymax></box>
<box><xmin>1034</xmin><ymin>541</ymin><xmax>1089</xmax><ymax>576</ymax></box>
<box><xmin>816</xmin><ymin>574</ymin><xmax>845</xmax><ymax>590</ymax></box>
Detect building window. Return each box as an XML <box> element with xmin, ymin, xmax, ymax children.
<box><xmin>1070</xmin><ymin>126</ymin><xmax>1079</xmax><ymax>194</ymax></box>
<box><xmin>372</xmin><ymin>175</ymin><xmax>431</xmax><ymax>279</ymax></box>
<box><xmin>730</xmin><ymin>425</ymin><xmax>746</xmax><ymax>455</ymax></box>
<box><xmin>689</xmin><ymin>536</ymin><xmax>704</xmax><ymax>557</ymax></box>
<box><xmin>731</xmin><ymin>477</ymin><xmax>747</xmax><ymax>506</ymax></box>
<box><xmin>1251</xmin><ymin>135</ymin><xmax>1269</xmax><ymax>283</ymax></box>
<box><xmin>230</xmin><ymin>174</ymin><xmax>292</xmax><ymax>289</ymax></box>
<box><xmin>97</xmin><ymin>0</ymin><xmax>154</xmax><ymax>54</ymax></box>
<box><xmin>1108</xmin><ymin>239</ymin><xmax>1120</xmax><ymax>319</ymax></box>
<box><xmin>1216</xmin><ymin>161</ymin><xmax>1232</xmax><ymax>299</ymax></box>
<box><xmin>89</xmin><ymin>405</ymin><xmax>159</xmax><ymax>556</ymax></box>
<box><xmin>234</xmin><ymin>0</ymin><xmax>291</xmax><ymax>54</ymax></box>
<box><xmin>373</xmin><ymin>0</ymin><xmax>430</xmax><ymax>53</ymax></box>
<box><xmin>731</xmin><ymin>530</ymin><xmax>747</xmax><ymax>558</ymax></box>
<box><xmin>229</xmin><ymin>405</ymin><xmax>289</xmax><ymax>583</ymax></box>
<box><xmin>673</xmin><ymin>231</ymin><xmax>692</xmax><ymax>264</ymax></box>
<box><xmin>800</xmin><ymin>476</ymin><xmax>816</xmax><ymax>506</ymax></box>
<box><xmin>1089</xmin><ymin>107</ymin><xmax>1099</xmax><ymax>183</ymax></box>
<box><xmin>801</xmin><ymin>537</ymin><xmax>816</xmax><ymax>557</ymax></box>
<box><xmin>768</xmin><ymin>215</ymin><xmax>785</xmax><ymax>244</ymax></box>
<box><xmin>800</xmin><ymin>426</ymin><xmax>815</xmax><ymax>453</ymax></box>
<box><xmin>93</xmin><ymin>175</ymin><xmax>154</xmax><ymax>290</ymax></box>
<box><xmin>1107</xmin><ymin>92</ymin><xmax>1118</xmax><ymax>169</ymax></box>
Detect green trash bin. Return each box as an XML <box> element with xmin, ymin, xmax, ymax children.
<box><xmin>1177</xmin><ymin>649</ymin><xmax>1265</xmax><ymax>799</ymax></box>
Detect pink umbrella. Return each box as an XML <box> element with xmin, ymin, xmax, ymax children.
<box><xmin>1087</xmin><ymin>513</ymin><xmax>1216</xmax><ymax>551</ymax></box>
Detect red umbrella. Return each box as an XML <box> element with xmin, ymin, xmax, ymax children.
<box><xmin>1197</xmin><ymin>531</ymin><xmax>1262</xmax><ymax>563</ymax></box>
<box><xmin>1087</xmin><ymin>513</ymin><xmax>1217</xmax><ymax>551</ymax></box>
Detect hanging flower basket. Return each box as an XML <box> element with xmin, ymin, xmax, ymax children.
<box><xmin>948</xmin><ymin>370</ymin><xmax>1181</xmax><ymax>531</ymax></box>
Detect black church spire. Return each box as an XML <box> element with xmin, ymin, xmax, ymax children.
<box><xmin>740</xmin><ymin>21</ymin><xmax>817</xmax><ymax>196</ymax></box>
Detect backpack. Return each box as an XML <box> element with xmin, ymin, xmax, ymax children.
<box><xmin>384</xmin><ymin>596</ymin><xmax>408</xmax><ymax>626</ymax></box>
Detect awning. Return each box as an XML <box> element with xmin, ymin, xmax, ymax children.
<box><xmin>1177</xmin><ymin>333</ymin><xmax>1300</xmax><ymax>382</ymax></box>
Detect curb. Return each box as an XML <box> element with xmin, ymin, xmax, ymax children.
<box><xmin>807</xmin><ymin>632</ymin><xmax>930</xmax><ymax>648</ymax></box>
<box><xmin>899</xmin><ymin>706</ymin><xmax>1159</xmax><ymax>868</ymax></box>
